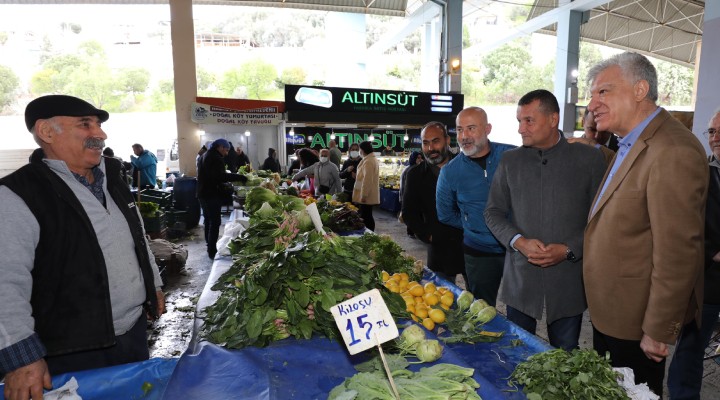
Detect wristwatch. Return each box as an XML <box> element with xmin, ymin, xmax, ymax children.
<box><xmin>565</xmin><ymin>247</ymin><xmax>577</xmax><ymax>262</ymax></box>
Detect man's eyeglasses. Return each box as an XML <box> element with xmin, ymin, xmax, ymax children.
<box><xmin>703</xmin><ymin>128</ymin><xmax>719</xmax><ymax>138</ymax></box>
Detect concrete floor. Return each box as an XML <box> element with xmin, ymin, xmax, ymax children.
<box><xmin>152</xmin><ymin>206</ymin><xmax>720</xmax><ymax>399</ymax></box>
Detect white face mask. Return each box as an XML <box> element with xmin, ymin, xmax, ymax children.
<box><xmin>350</xmin><ymin>151</ymin><xmax>359</xmax><ymax>158</ymax></box>
<box><xmin>319</xmin><ymin>156</ymin><xmax>329</xmax><ymax>163</ymax></box>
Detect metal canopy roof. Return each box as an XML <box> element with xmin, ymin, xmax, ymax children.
<box><xmin>529</xmin><ymin>0</ymin><xmax>705</xmax><ymax>67</ymax></box>
<box><xmin>191</xmin><ymin>0</ymin><xmax>411</xmax><ymax>17</ymax></box>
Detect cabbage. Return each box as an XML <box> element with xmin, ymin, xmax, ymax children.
<box><xmin>295</xmin><ymin>210</ymin><xmax>314</xmax><ymax>232</ymax></box>
<box><xmin>245</xmin><ymin>187</ymin><xmax>277</xmax><ymax>214</ymax></box>
<box><xmin>399</xmin><ymin>324</ymin><xmax>426</xmax><ymax>349</ymax></box>
<box><xmin>415</xmin><ymin>339</ymin><xmax>443</xmax><ymax>363</ymax></box>
<box><xmin>255</xmin><ymin>202</ymin><xmax>275</xmax><ymax>219</ymax></box>
<box><xmin>468</xmin><ymin>299</ymin><xmax>489</xmax><ymax>316</ymax></box>
<box><xmin>456</xmin><ymin>291</ymin><xmax>474</xmax><ymax>312</ymax></box>
<box><xmin>475</xmin><ymin>306</ymin><xmax>497</xmax><ymax>324</ymax></box>
<box><xmin>279</xmin><ymin>195</ymin><xmax>306</xmax><ymax>212</ymax></box>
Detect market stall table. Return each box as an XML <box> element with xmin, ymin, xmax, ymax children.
<box><xmin>167</xmin><ymin>224</ymin><xmax>553</xmax><ymax>399</ymax></box>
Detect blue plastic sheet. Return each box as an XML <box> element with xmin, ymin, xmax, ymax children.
<box><xmin>0</xmin><ymin>357</ymin><xmax>178</xmax><ymax>400</ymax></box>
<box><xmin>169</xmin><ymin>267</ymin><xmax>552</xmax><ymax>399</ymax></box>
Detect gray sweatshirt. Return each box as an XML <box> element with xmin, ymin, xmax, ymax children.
<box><xmin>0</xmin><ymin>158</ymin><xmax>162</xmax><ymax>352</ymax></box>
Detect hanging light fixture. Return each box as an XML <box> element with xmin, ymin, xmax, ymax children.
<box><xmin>368</xmin><ymin>130</ymin><xmax>375</xmax><ymax>142</ymax></box>
<box><xmin>330</xmin><ymin>129</ymin><xmax>336</xmax><ymax>140</ymax></box>
<box><xmin>289</xmin><ymin>128</ymin><xmax>295</xmax><ymax>136</ymax></box>
<box><xmin>244</xmin><ymin>129</ymin><xmax>251</xmax><ymax>137</ymax></box>
<box><xmin>403</xmin><ymin>129</ymin><xmax>409</xmax><ymax>141</ymax></box>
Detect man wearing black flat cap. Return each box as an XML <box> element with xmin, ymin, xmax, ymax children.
<box><xmin>0</xmin><ymin>95</ymin><xmax>166</xmax><ymax>400</ymax></box>
<box><xmin>197</xmin><ymin>138</ymin><xmax>247</xmax><ymax>259</ymax></box>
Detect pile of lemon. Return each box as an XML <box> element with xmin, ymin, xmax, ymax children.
<box><xmin>381</xmin><ymin>271</ymin><xmax>454</xmax><ymax>331</ymax></box>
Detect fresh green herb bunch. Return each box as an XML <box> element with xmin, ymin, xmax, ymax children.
<box><xmin>355</xmin><ymin>233</ymin><xmax>423</xmax><ymax>282</ymax></box>
<box><xmin>509</xmin><ymin>348</ymin><xmax>630</xmax><ymax>400</ymax></box>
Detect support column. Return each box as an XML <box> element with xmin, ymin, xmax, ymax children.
<box><xmin>445</xmin><ymin>0</ymin><xmax>463</xmax><ymax>93</ymax></box>
<box><xmin>169</xmin><ymin>0</ymin><xmax>199</xmax><ymax>177</ymax></box>
<box><xmin>554</xmin><ymin>9</ymin><xmax>582</xmax><ymax>135</ymax></box>
<box><xmin>692</xmin><ymin>2</ymin><xmax>720</xmax><ymax>155</ymax></box>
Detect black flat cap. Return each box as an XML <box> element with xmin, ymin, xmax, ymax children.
<box><xmin>25</xmin><ymin>95</ymin><xmax>109</xmax><ymax>131</ymax></box>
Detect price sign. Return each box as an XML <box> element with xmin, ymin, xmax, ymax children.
<box><xmin>330</xmin><ymin>289</ymin><xmax>398</xmax><ymax>355</ymax></box>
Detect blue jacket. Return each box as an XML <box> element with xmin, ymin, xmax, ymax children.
<box><xmin>436</xmin><ymin>142</ymin><xmax>515</xmax><ymax>253</ymax></box>
<box><xmin>131</xmin><ymin>150</ymin><xmax>158</xmax><ymax>188</ymax></box>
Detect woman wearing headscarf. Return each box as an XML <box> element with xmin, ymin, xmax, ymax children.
<box><xmin>352</xmin><ymin>141</ymin><xmax>380</xmax><ymax>231</ymax></box>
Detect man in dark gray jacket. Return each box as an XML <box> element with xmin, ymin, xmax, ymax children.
<box><xmin>484</xmin><ymin>89</ymin><xmax>606</xmax><ymax>351</ymax></box>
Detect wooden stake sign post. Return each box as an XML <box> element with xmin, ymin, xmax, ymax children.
<box><xmin>330</xmin><ymin>289</ymin><xmax>401</xmax><ymax>399</ymax></box>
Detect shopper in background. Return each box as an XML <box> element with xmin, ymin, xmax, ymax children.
<box><xmin>328</xmin><ymin>139</ymin><xmax>342</xmax><ymax>168</ymax></box>
<box><xmin>233</xmin><ymin>142</ymin><xmax>251</xmax><ymax>171</ymax></box>
<box><xmin>197</xmin><ymin>139</ymin><xmax>247</xmax><ymax>259</ymax></box>
<box><xmin>196</xmin><ymin>145</ymin><xmax>207</xmax><ymax>175</ymax></box>
<box><xmin>352</xmin><ymin>141</ymin><xmax>380</xmax><ymax>231</ymax></box>
<box><xmin>398</xmin><ymin>151</ymin><xmax>424</xmax><ymax>238</ymax></box>
<box><xmin>583</xmin><ymin>52</ymin><xmax>707</xmax><ymax>396</ymax></box>
<box><xmin>261</xmin><ymin>148</ymin><xmax>281</xmax><ymax>173</ymax></box>
<box><xmin>568</xmin><ymin>110</ymin><xmax>617</xmax><ymax>165</ymax></box>
<box><xmin>224</xmin><ymin>142</ymin><xmax>240</xmax><ymax>173</ymax></box>
<box><xmin>0</xmin><ymin>95</ymin><xmax>165</xmax><ymax>400</ymax></box>
<box><xmin>293</xmin><ymin>148</ymin><xmax>341</xmax><ymax>197</ymax></box>
<box><xmin>287</xmin><ymin>149</ymin><xmax>302</xmax><ymax>176</ymax></box>
<box><xmin>402</xmin><ymin>122</ymin><xmax>465</xmax><ymax>284</ymax></box>
<box><xmin>436</xmin><ymin>106</ymin><xmax>515</xmax><ymax>306</ymax></box>
<box><xmin>381</xmin><ymin>145</ymin><xmax>396</xmax><ymax>156</ymax></box>
<box><xmin>667</xmin><ymin>108</ymin><xmax>720</xmax><ymax>399</ymax></box>
<box><xmin>130</xmin><ymin>143</ymin><xmax>157</xmax><ymax>189</ymax></box>
<box><xmin>339</xmin><ymin>143</ymin><xmax>362</xmax><ymax>200</ymax></box>
<box><xmin>484</xmin><ymin>89</ymin><xmax>606</xmax><ymax>351</ymax></box>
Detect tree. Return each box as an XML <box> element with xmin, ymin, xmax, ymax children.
<box><xmin>275</xmin><ymin>66</ymin><xmax>307</xmax><ymax>89</ymax></box>
<box><xmin>577</xmin><ymin>42</ymin><xmax>603</xmax><ymax>102</ymax></box>
<box><xmin>0</xmin><ymin>65</ymin><xmax>20</xmax><ymax>110</ymax></box>
<box><xmin>655</xmin><ymin>60</ymin><xmax>693</xmax><ymax>106</ymax></box>
<box><xmin>196</xmin><ymin>66</ymin><xmax>217</xmax><ymax>95</ymax></box>
<box><xmin>221</xmin><ymin>59</ymin><xmax>277</xmax><ymax>99</ymax></box>
<box><xmin>479</xmin><ymin>43</ymin><xmax>552</xmax><ymax>104</ymax></box>
<box><xmin>118</xmin><ymin>67</ymin><xmax>151</xmax><ymax>94</ymax></box>
<box><xmin>150</xmin><ymin>79</ymin><xmax>176</xmax><ymax>111</ymax></box>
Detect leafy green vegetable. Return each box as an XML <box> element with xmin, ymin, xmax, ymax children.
<box><xmin>244</xmin><ymin>186</ymin><xmax>277</xmax><ymax>214</ymax></box>
<box><xmin>509</xmin><ymin>349</ymin><xmax>630</xmax><ymax>400</ymax></box>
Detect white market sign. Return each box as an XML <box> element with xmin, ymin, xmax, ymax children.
<box><xmin>191</xmin><ymin>102</ymin><xmax>282</xmax><ymax>126</ymax></box>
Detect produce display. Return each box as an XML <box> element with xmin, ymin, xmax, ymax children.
<box><xmin>329</xmin><ymin>352</ymin><xmax>482</xmax><ymax>400</ymax></box>
<box><xmin>379</xmin><ymin>156</ymin><xmax>404</xmax><ymax>189</ymax></box>
<box><xmin>509</xmin><ymin>349</ymin><xmax>630</xmax><ymax>400</ymax></box>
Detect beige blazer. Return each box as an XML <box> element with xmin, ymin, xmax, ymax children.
<box><xmin>352</xmin><ymin>152</ymin><xmax>380</xmax><ymax>205</ymax></box>
<box><xmin>583</xmin><ymin>108</ymin><xmax>708</xmax><ymax>344</ymax></box>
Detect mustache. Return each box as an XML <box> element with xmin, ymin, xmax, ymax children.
<box><xmin>85</xmin><ymin>138</ymin><xmax>105</xmax><ymax>150</ymax></box>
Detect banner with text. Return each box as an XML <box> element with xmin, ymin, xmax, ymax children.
<box><xmin>191</xmin><ymin>102</ymin><xmax>282</xmax><ymax>126</ymax></box>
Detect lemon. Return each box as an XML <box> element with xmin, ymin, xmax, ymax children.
<box><xmin>409</xmin><ymin>285</ymin><xmax>425</xmax><ymax>297</ymax></box>
<box><xmin>414</xmin><ymin>305</ymin><xmax>429</xmax><ymax>319</ymax></box>
<box><xmin>423</xmin><ymin>293</ymin><xmax>440</xmax><ymax>306</ymax></box>
<box><xmin>440</xmin><ymin>292</ymin><xmax>454</xmax><ymax>307</ymax></box>
<box><xmin>424</xmin><ymin>282</ymin><xmax>437</xmax><ymax>294</ymax></box>
<box><xmin>422</xmin><ymin>318</ymin><xmax>436</xmax><ymax>331</ymax></box>
<box><xmin>406</xmin><ymin>303</ymin><xmax>416</xmax><ymax>314</ymax></box>
<box><xmin>414</xmin><ymin>296</ymin><xmax>424</xmax><ymax>304</ymax></box>
<box><xmin>398</xmin><ymin>272</ymin><xmax>409</xmax><ymax>281</ymax></box>
<box><xmin>440</xmin><ymin>303</ymin><xmax>451</xmax><ymax>311</ymax></box>
<box><xmin>381</xmin><ymin>270</ymin><xmax>390</xmax><ymax>282</ymax></box>
<box><xmin>428</xmin><ymin>308</ymin><xmax>446</xmax><ymax>324</ymax></box>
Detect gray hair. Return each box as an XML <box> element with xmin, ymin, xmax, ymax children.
<box><xmin>30</xmin><ymin>116</ymin><xmax>63</xmax><ymax>146</ymax></box>
<box><xmin>587</xmin><ymin>52</ymin><xmax>658</xmax><ymax>102</ymax></box>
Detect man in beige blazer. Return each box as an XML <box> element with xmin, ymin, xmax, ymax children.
<box><xmin>583</xmin><ymin>52</ymin><xmax>708</xmax><ymax>396</ymax></box>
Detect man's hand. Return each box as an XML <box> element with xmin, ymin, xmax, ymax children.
<box><xmin>527</xmin><ymin>243</ymin><xmax>568</xmax><ymax>267</ymax></box>
<box><xmin>567</xmin><ymin>136</ymin><xmax>598</xmax><ymax>147</ymax></box>
<box><xmin>514</xmin><ymin>237</ymin><xmax>546</xmax><ymax>259</ymax></box>
<box><xmin>156</xmin><ymin>290</ymin><xmax>166</xmax><ymax>316</ymax></box>
<box><xmin>713</xmin><ymin>251</ymin><xmax>720</xmax><ymax>263</ymax></box>
<box><xmin>640</xmin><ymin>333</ymin><xmax>669</xmax><ymax>362</ymax></box>
<box><xmin>3</xmin><ymin>359</ymin><xmax>52</xmax><ymax>400</ymax></box>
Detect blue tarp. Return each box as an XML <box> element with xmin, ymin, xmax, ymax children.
<box><xmin>0</xmin><ymin>357</ymin><xmax>178</xmax><ymax>400</ymax></box>
<box><xmin>166</xmin><ymin>268</ymin><xmax>552</xmax><ymax>399</ymax></box>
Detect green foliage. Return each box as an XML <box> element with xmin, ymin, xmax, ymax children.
<box><xmin>656</xmin><ymin>60</ymin><xmax>693</xmax><ymax>106</ymax></box>
<box><xmin>196</xmin><ymin>66</ymin><xmax>217</xmax><ymax>94</ymax></box>
<box><xmin>275</xmin><ymin>66</ymin><xmax>307</xmax><ymax>89</ymax></box>
<box><xmin>0</xmin><ymin>32</ymin><xmax>8</xmax><ymax>46</ymax></box>
<box><xmin>479</xmin><ymin>43</ymin><xmax>553</xmax><ymax>104</ymax></box>
<box><xmin>510</xmin><ymin>349</ymin><xmax>630</xmax><ymax>399</ymax></box>
<box><xmin>117</xmin><ymin>67</ymin><xmax>151</xmax><ymax>94</ymax></box>
<box><xmin>578</xmin><ymin>42</ymin><xmax>603</xmax><ymax>102</ymax></box>
<box><xmin>0</xmin><ymin>65</ymin><xmax>20</xmax><ymax>110</ymax></box>
<box><xmin>220</xmin><ymin>59</ymin><xmax>277</xmax><ymax>99</ymax></box>
<box><xmin>150</xmin><ymin>80</ymin><xmax>175</xmax><ymax>111</ymax></box>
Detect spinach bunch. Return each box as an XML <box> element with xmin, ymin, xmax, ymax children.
<box><xmin>509</xmin><ymin>349</ymin><xmax>630</xmax><ymax>400</ymax></box>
